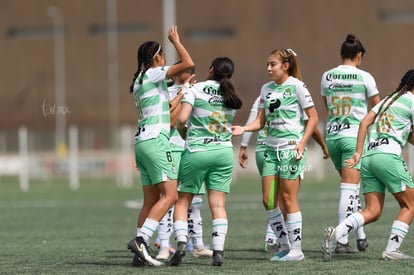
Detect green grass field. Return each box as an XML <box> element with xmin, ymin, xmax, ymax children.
<box><xmin>1</xmin><ymin>175</ymin><xmax>413</xmax><ymax>274</ymax></box>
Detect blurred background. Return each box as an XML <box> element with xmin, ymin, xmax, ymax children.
<box><xmin>1</xmin><ymin>0</ymin><xmax>413</xmax><ymax>190</ymax></box>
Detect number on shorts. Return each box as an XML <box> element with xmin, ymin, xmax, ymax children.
<box><xmin>166</xmin><ymin>151</ymin><xmax>173</xmax><ymax>163</ymax></box>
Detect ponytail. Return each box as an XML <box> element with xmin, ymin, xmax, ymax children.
<box><xmin>210</xmin><ymin>57</ymin><xmax>242</xmax><ymax>109</ymax></box>
<box><xmin>220</xmin><ymin>76</ymin><xmax>243</xmax><ymax>109</ymax></box>
<box><xmin>375</xmin><ymin>69</ymin><xmax>414</xmax><ymax>121</ymax></box>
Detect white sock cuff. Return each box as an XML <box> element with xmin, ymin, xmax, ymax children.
<box><xmin>340</xmin><ymin>182</ymin><xmax>359</xmax><ymax>191</ymax></box>
<box><xmin>350</xmin><ymin>212</ymin><xmax>365</xmax><ymax>227</ymax></box>
<box><xmin>139</xmin><ymin>219</ymin><xmax>159</xmax><ymax>242</ymax></box>
<box><xmin>392</xmin><ymin>220</ymin><xmax>409</xmax><ymax>232</ymax></box>
<box><xmin>174</xmin><ymin>220</ymin><xmax>188</xmax><ymax>243</ymax></box>
<box><xmin>174</xmin><ymin>220</ymin><xmax>188</xmax><ymax>231</ymax></box>
<box><xmin>286</xmin><ymin>211</ymin><xmax>302</xmax><ymax>222</ymax></box>
<box><xmin>212</xmin><ymin>218</ymin><xmax>228</xmax><ymax>227</ymax></box>
<box><xmin>191</xmin><ymin>195</ymin><xmax>203</xmax><ymax>205</ymax></box>
<box><xmin>266</xmin><ymin>207</ymin><xmax>282</xmax><ymax>220</ymax></box>
<box><xmin>146</xmin><ymin>218</ymin><xmax>159</xmax><ymax>228</ymax></box>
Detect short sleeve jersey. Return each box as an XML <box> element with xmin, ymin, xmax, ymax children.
<box><xmin>133</xmin><ymin>66</ymin><xmax>171</xmax><ymax>141</ymax></box>
<box><xmin>258</xmin><ymin>76</ymin><xmax>314</xmax><ymax>150</ymax></box>
<box><xmin>321</xmin><ymin>65</ymin><xmax>379</xmax><ymax>140</ymax></box>
<box><xmin>366</xmin><ymin>92</ymin><xmax>414</xmax><ymax>156</ymax></box>
<box><xmin>182</xmin><ymin>80</ymin><xmax>237</xmax><ymax>152</ymax></box>
<box><xmin>168</xmin><ymin>83</ymin><xmax>185</xmax><ymax>151</ymax></box>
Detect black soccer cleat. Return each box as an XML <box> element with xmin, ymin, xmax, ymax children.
<box><xmin>212</xmin><ymin>250</ymin><xmax>224</xmax><ymax>266</ymax></box>
<box><xmin>132</xmin><ymin>253</ymin><xmax>145</xmax><ymax>267</ymax></box>
<box><xmin>170</xmin><ymin>242</ymin><xmax>187</xmax><ymax>266</ymax></box>
<box><xmin>127</xmin><ymin>236</ymin><xmax>164</xmax><ymax>266</ymax></box>
<box><xmin>334</xmin><ymin>242</ymin><xmax>357</xmax><ymax>254</ymax></box>
<box><xmin>357</xmin><ymin>238</ymin><xmax>369</xmax><ymax>252</ymax></box>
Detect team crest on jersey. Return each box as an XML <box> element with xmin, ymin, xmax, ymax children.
<box><xmin>283</xmin><ymin>89</ymin><xmax>292</xmax><ymax>99</ymax></box>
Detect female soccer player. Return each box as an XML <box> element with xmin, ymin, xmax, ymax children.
<box><xmin>232</xmin><ymin>49</ymin><xmax>318</xmax><ymax>262</ymax></box>
<box><xmin>239</xmin><ymin>96</ymin><xmax>278</xmax><ymax>253</ymax></box>
<box><xmin>323</xmin><ymin>69</ymin><xmax>414</xmax><ymax>261</ymax></box>
<box><xmin>126</xmin><ymin>25</ymin><xmax>194</xmax><ymax>267</ymax></box>
<box><xmin>238</xmin><ymin>96</ymin><xmax>329</xmax><ymax>253</ymax></box>
<box><xmin>170</xmin><ymin>57</ymin><xmax>242</xmax><ymax>267</ymax></box>
<box><xmin>155</xmin><ymin>66</ymin><xmax>212</xmax><ymax>261</ymax></box>
<box><xmin>321</xmin><ymin>34</ymin><xmax>380</xmax><ymax>254</ymax></box>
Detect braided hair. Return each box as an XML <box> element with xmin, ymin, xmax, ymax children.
<box><xmin>270</xmin><ymin>49</ymin><xmax>302</xmax><ymax>80</ymax></box>
<box><xmin>129</xmin><ymin>41</ymin><xmax>162</xmax><ymax>93</ymax></box>
<box><xmin>340</xmin><ymin>34</ymin><xmax>366</xmax><ymax>60</ymax></box>
<box><xmin>375</xmin><ymin>69</ymin><xmax>414</xmax><ymax>122</ymax></box>
<box><xmin>210</xmin><ymin>57</ymin><xmax>242</xmax><ymax>109</ymax></box>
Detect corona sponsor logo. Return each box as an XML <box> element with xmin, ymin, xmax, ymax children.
<box><xmin>203</xmin><ymin>85</ymin><xmax>220</xmax><ymax>95</ymax></box>
<box><xmin>326</xmin><ymin>73</ymin><xmax>358</xmax><ymax>81</ymax></box>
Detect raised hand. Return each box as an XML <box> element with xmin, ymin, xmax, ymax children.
<box><xmin>168</xmin><ymin>25</ymin><xmax>180</xmax><ymax>45</ymax></box>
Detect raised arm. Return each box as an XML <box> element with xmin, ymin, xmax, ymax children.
<box><xmin>166</xmin><ymin>25</ymin><xmax>194</xmax><ymax>78</ymax></box>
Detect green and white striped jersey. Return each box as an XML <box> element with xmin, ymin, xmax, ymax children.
<box><xmin>182</xmin><ymin>80</ymin><xmax>237</xmax><ymax>152</ymax></box>
<box><xmin>240</xmin><ymin>96</ymin><xmax>267</xmax><ymax>152</ymax></box>
<box><xmin>366</xmin><ymin>92</ymin><xmax>414</xmax><ymax>156</ymax></box>
<box><xmin>132</xmin><ymin>66</ymin><xmax>171</xmax><ymax>141</ymax></box>
<box><xmin>258</xmin><ymin>76</ymin><xmax>314</xmax><ymax>150</ymax></box>
<box><xmin>321</xmin><ymin>65</ymin><xmax>379</xmax><ymax>140</ymax></box>
<box><xmin>168</xmin><ymin>83</ymin><xmax>185</xmax><ymax>152</ymax></box>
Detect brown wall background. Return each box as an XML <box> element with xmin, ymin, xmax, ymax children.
<box><xmin>1</xmin><ymin>0</ymin><xmax>414</xmax><ymax>130</ymax></box>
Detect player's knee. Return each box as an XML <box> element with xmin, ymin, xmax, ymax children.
<box><xmin>166</xmin><ymin>192</ymin><xmax>178</xmax><ymax>206</ymax></box>
<box><xmin>280</xmin><ymin>192</ymin><xmax>294</xmax><ymax>206</ymax></box>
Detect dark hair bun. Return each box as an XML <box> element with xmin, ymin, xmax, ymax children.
<box><xmin>345</xmin><ymin>34</ymin><xmax>356</xmax><ymax>43</ymax></box>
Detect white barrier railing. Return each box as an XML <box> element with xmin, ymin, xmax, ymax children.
<box><xmin>1</xmin><ymin>126</ymin><xmax>413</xmax><ymax>191</ymax></box>
<box><xmin>69</xmin><ymin>125</ymin><xmax>79</xmax><ymax>190</ymax></box>
<box><xmin>18</xmin><ymin>126</ymin><xmax>29</xmax><ymax>192</ymax></box>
